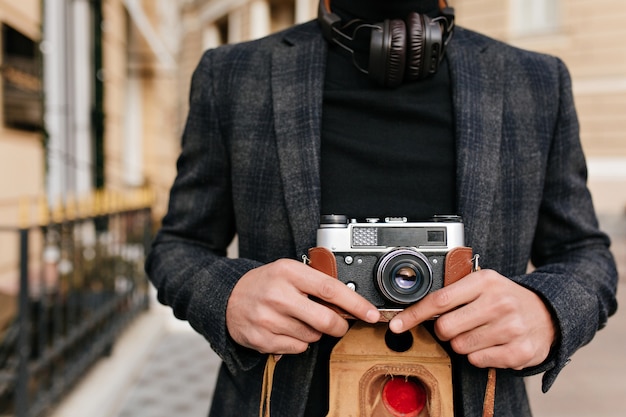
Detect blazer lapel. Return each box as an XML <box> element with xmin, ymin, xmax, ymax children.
<box><xmin>447</xmin><ymin>30</ymin><xmax>505</xmax><ymax>254</ymax></box>
<box><xmin>271</xmin><ymin>26</ymin><xmax>327</xmax><ymax>257</ymax></box>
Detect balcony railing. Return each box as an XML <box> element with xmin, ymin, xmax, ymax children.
<box><xmin>0</xmin><ymin>189</ymin><xmax>153</xmax><ymax>417</ymax></box>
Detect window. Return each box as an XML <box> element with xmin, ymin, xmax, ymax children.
<box><xmin>510</xmin><ymin>0</ymin><xmax>559</xmax><ymax>36</ymax></box>
<box><xmin>1</xmin><ymin>24</ymin><xmax>43</xmax><ymax>131</ymax></box>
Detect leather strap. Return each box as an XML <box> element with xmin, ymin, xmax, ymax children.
<box><xmin>470</xmin><ymin>259</ymin><xmax>497</xmax><ymax>417</ymax></box>
<box><xmin>483</xmin><ymin>367</ymin><xmax>497</xmax><ymax>417</ymax></box>
<box><xmin>260</xmin><ymin>354</ymin><xmax>281</xmax><ymax>417</ymax></box>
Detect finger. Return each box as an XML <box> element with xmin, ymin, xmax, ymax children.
<box><xmin>389</xmin><ymin>273</ymin><xmax>481</xmax><ymax>333</ymax></box>
<box><xmin>273</xmin><ymin>314</ymin><xmax>326</xmax><ymax>343</ymax></box>
<box><xmin>274</xmin><ymin>299</ymin><xmax>342</xmax><ymax>339</ymax></box>
<box><xmin>286</xmin><ymin>296</ymin><xmax>352</xmax><ymax>338</ymax></box>
<box><xmin>445</xmin><ymin>322</ymin><xmax>509</xmax><ymax>355</ymax></box>
<box><xmin>434</xmin><ymin>297</ymin><xmax>491</xmax><ymax>342</ymax></box>
<box><xmin>238</xmin><ymin>313</ymin><xmax>322</xmax><ymax>354</ymax></box>
<box><xmin>466</xmin><ymin>344</ymin><xmax>532</xmax><ymax>370</ymax></box>
<box><xmin>257</xmin><ymin>333</ymin><xmax>311</xmax><ymax>355</ymax></box>
<box><xmin>244</xmin><ymin>266</ymin><xmax>351</xmax><ymax>339</ymax></box>
<box><xmin>297</xmin><ymin>267</ymin><xmax>380</xmax><ymax>323</ymax></box>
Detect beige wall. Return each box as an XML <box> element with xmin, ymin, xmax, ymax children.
<box><xmin>0</xmin><ymin>134</ymin><xmax>44</xmax><ymax>201</ymax></box>
<box><xmin>0</xmin><ymin>0</ymin><xmax>40</xmax><ymax>39</ymax></box>
<box><xmin>140</xmin><ymin>73</ymin><xmax>180</xmax><ymax>220</ymax></box>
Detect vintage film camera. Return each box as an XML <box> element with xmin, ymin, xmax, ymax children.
<box><xmin>311</xmin><ymin>214</ymin><xmax>466</xmax><ymax>319</ymax></box>
<box><xmin>305</xmin><ymin>215</ymin><xmax>474</xmax><ymax>417</ymax></box>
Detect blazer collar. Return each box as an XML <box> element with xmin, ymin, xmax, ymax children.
<box><xmin>447</xmin><ymin>28</ymin><xmax>505</xmax><ymax>251</ymax></box>
<box><xmin>272</xmin><ymin>24</ymin><xmax>505</xmax><ymax>257</ymax></box>
<box><xmin>272</xmin><ymin>22</ymin><xmax>327</xmax><ymax>257</ymax></box>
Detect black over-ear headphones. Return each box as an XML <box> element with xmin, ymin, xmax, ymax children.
<box><xmin>318</xmin><ymin>0</ymin><xmax>455</xmax><ymax>88</ymax></box>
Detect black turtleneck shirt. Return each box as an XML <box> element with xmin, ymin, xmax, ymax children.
<box><xmin>309</xmin><ymin>1</ymin><xmax>457</xmax><ymax>415</ymax></box>
<box><xmin>320</xmin><ymin>0</ymin><xmax>457</xmax><ymax>222</ymax></box>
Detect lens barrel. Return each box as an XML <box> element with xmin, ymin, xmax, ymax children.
<box><xmin>376</xmin><ymin>248</ymin><xmax>433</xmax><ymax>304</ymax></box>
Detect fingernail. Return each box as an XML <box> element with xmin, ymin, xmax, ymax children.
<box><xmin>366</xmin><ymin>309</ymin><xmax>380</xmax><ymax>323</ymax></box>
<box><xmin>390</xmin><ymin>319</ymin><xmax>403</xmax><ymax>333</ymax></box>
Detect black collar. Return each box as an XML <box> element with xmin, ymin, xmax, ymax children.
<box><xmin>331</xmin><ymin>0</ymin><xmax>440</xmax><ymax>21</ymax></box>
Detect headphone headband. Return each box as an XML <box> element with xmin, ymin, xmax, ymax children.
<box><xmin>318</xmin><ymin>0</ymin><xmax>341</xmax><ymax>41</ymax></box>
<box><xmin>318</xmin><ymin>0</ymin><xmax>455</xmax><ymax>30</ymax></box>
<box><xmin>318</xmin><ymin>0</ymin><xmax>455</xmax><ymax>87</ymax></box>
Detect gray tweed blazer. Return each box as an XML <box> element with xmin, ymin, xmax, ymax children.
<box><xmin>145</xmin><ymin>21</ymin><xmax>617</xmax><ymax>417</ymax></box>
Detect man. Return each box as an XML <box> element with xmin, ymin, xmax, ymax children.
<box><xmin>145</xmin><ymin>0</ymin><xmax>618</xmax><ymax>415</ymax></box>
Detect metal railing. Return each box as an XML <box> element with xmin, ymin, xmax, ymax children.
<box><xmin>0</xmin><ymin>189</ymin><xmax>153</xmax><ymax>417</ymax></box>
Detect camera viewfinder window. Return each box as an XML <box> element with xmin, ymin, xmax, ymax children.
<box><xmin>427</xmin><ymin>230</ymin><xmax>445</xmax><ymax>244</ymax></box>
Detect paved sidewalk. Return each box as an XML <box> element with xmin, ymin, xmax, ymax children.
<box><xmin>112</xmin><ymin>319</ymin><xmax>220</xmax><ymax>417</ymax></box>
<box><xmin>50</xmin><ymin>298</ymin><xmax>222</xmax><ymax>417</ymax></box>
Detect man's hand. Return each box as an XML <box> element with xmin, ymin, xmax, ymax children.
<box><xmin>389</xmin><ymin>269</ymin><xmax>556</xmax><ymax>370</ymax></box>
<box><xmin>226</xmin><ymin>259</ymin><xmax>381</xmax><ymax>354</ymax></box>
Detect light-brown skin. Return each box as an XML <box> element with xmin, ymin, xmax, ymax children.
<box><xmin>226</xmin><ymin>260</ymin><xmax>555</xmax><ymax>370</ymax></box>
<box><xmin>390</xmin><ymin>269</ymin><xmax>556</xmax><ymax>370</ymax></box>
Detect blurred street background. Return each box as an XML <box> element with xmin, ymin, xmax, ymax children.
<box><xmin>1</xmin><ymin>1</ymin><xmax>625</xmax><ymax>416</ymax></box>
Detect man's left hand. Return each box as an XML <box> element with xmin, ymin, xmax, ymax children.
<box><xmin>389</xmin><ymin>269</ymin><xmax>556</xmax><ymax>370</ymax></box>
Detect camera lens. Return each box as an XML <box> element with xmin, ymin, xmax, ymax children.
<box><xmin>376</xmin><ymin>248</ymin><xmax>433</xmax><ymax>305</ymax></box>
<box><xmin>393</xmin><ymin>266</ymin><xmax>419</xmax><ymax>290</ymax></box>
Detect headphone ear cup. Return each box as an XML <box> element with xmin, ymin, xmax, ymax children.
<box><xmin>405</xmin><ymin>12</ymin><xmax>426</xmax><ymax>82</ymax></box>
<box><xmin>369</xmin><ymin>19</ymin><xmax>407</xmax><ymax>88</ymax></box>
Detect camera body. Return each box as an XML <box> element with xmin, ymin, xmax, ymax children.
<box><xmin>316</xmin><ymin>215</ymin><xmax>465</xmax><ymax>312</ymax></box>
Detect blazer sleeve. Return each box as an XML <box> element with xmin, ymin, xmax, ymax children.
<box><xmin>145</xmin><ymin>50</ymin><xmax>264</xmax><ymax>375</ymax></box>
<box><xmin>510</xmin><ymin>58</ymin><xmax>618</xmax><ymax>391</ymax></box>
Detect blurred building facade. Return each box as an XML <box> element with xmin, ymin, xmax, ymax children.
<box><xmin>0</xmin><ymin>0</ymin><xmax>178</xmax><ymax>292</ymax></box>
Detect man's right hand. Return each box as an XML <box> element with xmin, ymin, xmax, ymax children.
<box><xmin>225</xmin><ymin>259</ymin><xmax>381</xmax><ymax>354</ymax></box>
